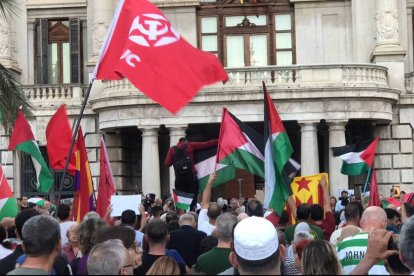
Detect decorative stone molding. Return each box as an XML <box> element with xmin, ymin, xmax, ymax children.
<box><xmin>92</xmin><ymin>22</ymin><xmax>108</xmax><ymax>57</ymax></box>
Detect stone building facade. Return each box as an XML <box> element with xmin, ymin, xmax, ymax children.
<box><xmin>1</xmin><ymin>0</ymin><xmax>414</xmax><ymax>201</ymax></box>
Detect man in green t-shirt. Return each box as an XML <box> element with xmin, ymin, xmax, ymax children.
<box><xmin>195</xmin><ymin>213</ymin><xmax>238</xmax><ymax>275</ymax></box>
<box><xmin>285</xmin><ymin>203</ymin><xmax>324</xmax><ymax>244</ymax></box>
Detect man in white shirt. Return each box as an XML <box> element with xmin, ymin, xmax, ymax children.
<box><xmin>197</xmin><ymin>173</ymin><xmax>221</xmax><ymax>236</ymax></box>
<box><xmin>57</xmin><ymin>204</ymin><xmax>76</xmax><ymax>246</ymax></box>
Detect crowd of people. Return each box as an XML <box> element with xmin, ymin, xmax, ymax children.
<box><xmin>0</xmin><ymin>172</ymin><xmax>413</xmax><ymax>275</ymax></box>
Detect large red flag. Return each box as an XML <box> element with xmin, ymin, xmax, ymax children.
<box><xmin>96</xmin><ymin>137</ymin><xmax>116</xmax><ymax>218</ymax></box>
<box><xmin>93</xmin><ymin>0</ymin><xmax>228</xmax><ymax>114</ymax></box>
<box><xmin>72</xmin><ymin>127</ymin><xmax>94</xmax><ymax>222</ymax></box>
<box><xmin>46</xmin><ymin>105</ymin><xmax>76</xmax><ymax>175</ymax></box>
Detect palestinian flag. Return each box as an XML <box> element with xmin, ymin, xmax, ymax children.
<box><xmin>194</xmin><ymin>146</ymin><xmax>236</xmax><ymax>192</ymax></box>
<box><xmin>8</xmin><ymin>110</ymin><xmax>53</xmax><ymax>192</ymax></box>
<box><xmin>28</xmin><ymin>197</ymin><xmax>47</xmax><ymax>206</ymax></box>
<box><xmin>331</xmin><ymin>137</ymin><xmax>379</xmax><ymax>176</ymax></box>
<box><xmin>0</xmin><ymin>164</ymin><xmax>18</xmax><ymax>220</ymax></box>
<box><xmin>217</xmin><ymin>108</ymin><xmax>265</xmax><ymax>178</ymax></box>
<box><xmin>263</xmin><ymin>82</ymin><xmax>300</xmax><ymax>215</ymax></box>
<box><xmin>173</xmin><ymin>189</ymin><xmax>194</xmax><ymax>211</ymax></box>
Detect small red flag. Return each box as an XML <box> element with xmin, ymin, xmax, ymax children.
<box><xmin>93</xmin><ymin>0</ymin><xmax>228</xmax><ymax>114</ymax></box>
<box><xmin>96</xmin><ymin>137</ymin><xmax>116</xmax><ymax>218</ymax></box>
<box><xmin>368</xmin><ymin>169</ymin><xmax>380</xmax><ymax>207</ymax></box>
<box><xmin>46</xmin><ymin>105</ymin><xmax>76</xmax><ymax>175</ymax></box>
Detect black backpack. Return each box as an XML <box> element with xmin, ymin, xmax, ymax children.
<box><xmin>173</xmin><ymin>143</ymin><xmax>193</xmax><ymax>176</ymax></box>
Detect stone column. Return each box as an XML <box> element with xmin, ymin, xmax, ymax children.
<box><xmin>328</xmin><ymin>122</ymin><xmax>348</xmax><ymax>196</ymax></box>
<box><xmin>370</xmin><ymin>0</ymin><xmax>406</xmax><ymax>91</ymax></box>
<box><xmin>168</xmin><ymin>126</ymin><xmax>187</xmax><ymax>191</ymax></box>
<box><xmin>141</xmin><ymin>127</ymin><xmax>161</xmax><ymax>198</ymax></box>
<box><xmin>87</xmin><ymin>0</ymin><xmax>115</xmax><ymax>64</ymax></box>
<box><xmin>300</xmin><ymin>122</ymin><xmax>319</xmax><ymax>176</ymax></box>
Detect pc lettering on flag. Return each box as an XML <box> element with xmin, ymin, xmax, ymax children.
<box><xmin>93</xmin><ymin>0</ymin><xmax>228</xmax><ymax>114</ymax></box>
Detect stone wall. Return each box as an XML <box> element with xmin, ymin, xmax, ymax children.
<box><xmin>375</xmin><ymin>109</ymin><xmax>414</xmax><ymax>196</ymax></box>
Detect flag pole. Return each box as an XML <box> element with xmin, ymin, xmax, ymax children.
<box><xmin>54</xmin><ymin>80</ymin><xmax>95</xmax><ymax>217</ymax></box>
<box><xmin>362</xmin><ymin>167</ymin><xmax>372</xmax><ymax>194</ymax></box>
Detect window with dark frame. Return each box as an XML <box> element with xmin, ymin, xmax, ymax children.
<box><xmin>197</xmin><ymin>1</ymin><xmax>295</xmax><ymax>67</ymax></box>
<box><xmin>34</xmin><ymin>18</ymin><xmax>83</xmax><ymax>85</ymax></box>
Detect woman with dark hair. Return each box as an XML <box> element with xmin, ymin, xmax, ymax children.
<box><xmin>95</xmin><ymin>225</ymin><xmax>143</xmax><ymax>269</ymax></box>
<box><xmin>330</xmin><ymin>196</ymin><xmax>337</xmax><ymax>211</ymax></box>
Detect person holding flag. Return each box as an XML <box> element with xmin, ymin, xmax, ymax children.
<box><xmin>165</xmin><ymin>137</ymin><xmax>217</xmax><ymax>208</ymax></box>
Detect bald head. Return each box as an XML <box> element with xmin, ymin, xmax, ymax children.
<box><xmin>360</xmin><ymin>206</ymin><xmax>387</xmax><ymax>231</ymax></box>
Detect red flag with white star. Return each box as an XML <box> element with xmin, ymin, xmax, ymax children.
<box><xmin>93</xmin><ymin>0</ymin><xmax>228</xmax><ymax>114</ymax></box>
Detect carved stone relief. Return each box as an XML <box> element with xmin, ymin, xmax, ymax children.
<box><xmin>376</xmin><ymin>9</ymin><xmax>399</xmax><ymax>43</ymax></box>
<box><xmin>92</xmin><ymin>22</ymin><xmax>108</xmax><ymax>55</ymax></box>
<box><xmin>0</xmin><ymin>19</ymin><xmax>11</xmax><ymax>58</ymax></box>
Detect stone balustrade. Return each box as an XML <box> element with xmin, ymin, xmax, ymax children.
<box><xmin>103</xmin><ymin>64</ymin><xmax>389</xmax><ymax>92</ymax></box>
<box><xmin>22</xmin><ymin>84</ymin><xmax>86</xmax><ymax>104</ymax></box>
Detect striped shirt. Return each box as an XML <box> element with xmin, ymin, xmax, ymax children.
<box><xmin>337</xmin><ymin>232</ymin><xmax>389</xmax><ymax>275</ymax></box>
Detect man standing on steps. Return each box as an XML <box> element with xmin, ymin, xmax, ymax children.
<box><xmin>165</xmin><ymin>137</ymin><xmax>217</xmax><ymax>207</ymax></box>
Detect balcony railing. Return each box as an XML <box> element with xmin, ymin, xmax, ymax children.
<box><xmin>22</xmin><ymin>84</ymin><xmax>86</xmax><ymax>103</ymax></box>
<box><xmin>22</xmin><ymin>64</ymin><xmax>390</xmax><ymax>104</ymax></box>
<box><xmin>103</xmin><ymin>64</ymin><xmax>389</xmax><ymax>93</ymax></box>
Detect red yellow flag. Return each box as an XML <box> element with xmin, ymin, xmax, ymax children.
<box><xmin>288</xmin><ymin>173</ymin><xmax>329</xmax><ymax>224</ymax></box>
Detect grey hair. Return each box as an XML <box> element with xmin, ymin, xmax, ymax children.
<box><xmin>293</xmin><ymin>231</ymin><xmax>314</xmax><ymax>243</ymax></box>
<box><xmin>400</xmin><ymin>215</ymin><xmax>414</xmax><ymax>270</ymax></box>
<box><xmin>216</xmin><ymin>213</ymin><xmax>238</xmax><ymax>243</ymax></box>
<box><xmin>87</xmin><ymin>239</ymin><xmax>129</xmax><ymax>275</ymax></box>
<box><xmin>22</xmin><ymin>215</ymin><xmax>61</xmax><ymax>257</ymax></box>
<box><xmin>179</xmin><ymin>213</ymin><xmax>195</xmax><ymax>225</ymax></box>
<box><xmin>83</xmin><ymin>211</ymin><xmax>100</xmax><ymax>221</ymax></box>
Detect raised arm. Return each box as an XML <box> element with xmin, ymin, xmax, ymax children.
<box><xmin>400</xmin><ymin>196</ymin><xmax>408</xmax><ymax>224</ymax></box>
<box><xmin>164</xmin><ymin>147</ymin><xmax>174</xmax><ymax>167</ymax></box>
<box><xmin>287</xmin><ymin>196</ymin><xmax>297</xmax><ymax>220</ymax></box>
<box><xmin>201</xmin><ymin>173</ymin><xmax>216</xmax><ymax>209</ymax></box>
<box><xmin>139</xmin><ymin>204</ymin><xmax>147</xmax><ymax>231</ymax></box>
<box><xmin>320</xmin><ymin>174</ymin><xmax>332</xmax><ymax>212</ymax></box>
<box><xmin>189</xmin><ymin>139</ymin><xmax>218</xmax><ymax>151</ymax></box>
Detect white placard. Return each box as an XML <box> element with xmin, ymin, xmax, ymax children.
<box><xmin>110</xmin><ymin>195</ymin><xmax>141</xmax><ymax>217</ymax></box>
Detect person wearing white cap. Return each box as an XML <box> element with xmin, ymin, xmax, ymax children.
<box><xmin>228</xmin><ymin>216</ymin><xmax>281</xmax><ymax>275</ymax></box>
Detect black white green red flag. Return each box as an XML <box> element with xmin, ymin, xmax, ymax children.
<box><xmin>216</xmin><ymin>108</ymin><xmax>265</xmax><ymax>178</ymax></box>
<box><xmin>172</xmin><ymin>189</ymin><xmax>194</xmax><ymax>211</ymax></box>
<box><xmin>194</xmin><ymin>146</ymin><xmax>236</xmax><ymax>193</ymax></box>
<box><xmin>8</xmin><ymin>110</ymin><xmax>53</xmax><ymax>192</ymax></box>
<box><xmin>0</xmin><ymin>164</ymin><xmax>18</xmax><ymax>221</ymax></box>
<box><xmin>263</xmin><ymin>82</ymin><xmax>300</xmax><ymax>215</ymax></box>
<box><xmin>332</xmin><ymin>137</ymin><xmax>380</xmax><ymax>207</ymax></box>
<box><xmin>331</xmin><ymin>137</ymin><xmax>379</xmax><ymax>176</ymax></box>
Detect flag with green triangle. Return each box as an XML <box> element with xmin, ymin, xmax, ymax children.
<box><xmin>0</xmin><ymin>164</ymin><xmax>18</xmax><ymax>220</ymax></box>
<box><xmin>8</xmin><ymin>110</ymin><xmax>53</xmax><ymax>192</ymax></box>
<box><xmin>194</xmin><ymin>146</ymin><xmax>236</xmax><ymax>193</ymax></box>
